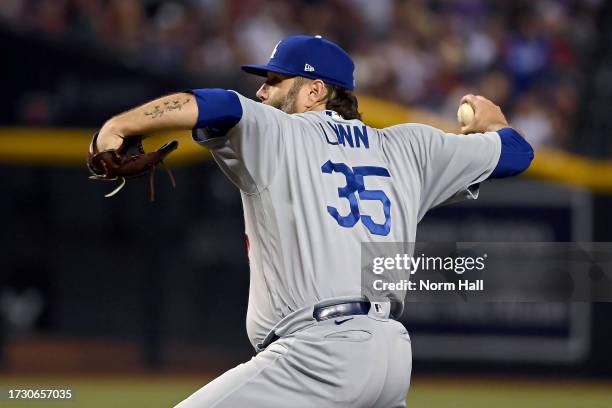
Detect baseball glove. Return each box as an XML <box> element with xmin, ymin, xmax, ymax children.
<box><xmin>87</xmin><ymin>132</ymin><xmax>178</xmax><ymax>200</ymax></box>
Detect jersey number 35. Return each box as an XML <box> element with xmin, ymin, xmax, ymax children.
<box><xmin>321</xmin><ymin>160</ymin><xmax>391</xmax><ymax>236</ymax></box>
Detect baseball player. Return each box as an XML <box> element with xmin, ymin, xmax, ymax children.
<box><xmin>93</xmin><ymin>35</ymin><xmax>533</xmax><ymax>407</ymax></box>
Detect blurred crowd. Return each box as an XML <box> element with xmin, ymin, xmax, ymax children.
<box><xmin>0</xmin><ymin>0</ymin><xmax>604</xmax><ymax>149</ymax></box>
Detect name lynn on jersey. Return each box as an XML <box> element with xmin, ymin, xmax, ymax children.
<box><xmin>318</xmin><ymin>120</ymin><xmax>370</xmax><ymax>149</ymax></box>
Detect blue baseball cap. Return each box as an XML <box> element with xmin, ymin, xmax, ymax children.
<box><xmin>241</xmin><ymin>35</ymin><xmax>355</xmax><ymax>91</ymax></box>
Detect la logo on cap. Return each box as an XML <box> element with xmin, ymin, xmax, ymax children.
<box><xmin>304</xmin><ymin>64</ymin><xmax>315</xmax><ymax>72</ymax></box>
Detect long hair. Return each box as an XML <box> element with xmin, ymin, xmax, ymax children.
<box><xmin>292</xmin><ymin>76</ymin><xmax>362</xmax><ymax>120</ymax></box>
<box><xmin>324</xmin><ymin>84</ymin><xmax>362</xmax><ymax>120</ymax></box>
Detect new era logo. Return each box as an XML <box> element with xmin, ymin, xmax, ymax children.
<box><xmin>304</xmin><ymin>64</ymin><xmax>315</xmax><ymax>72</ymax></box>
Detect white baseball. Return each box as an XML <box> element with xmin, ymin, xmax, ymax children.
<box><xmin>457</xmin><ymin>103</ymin><xmax>475</xmax><ymax>127</ymax></box>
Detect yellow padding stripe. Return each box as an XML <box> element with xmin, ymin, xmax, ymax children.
<box><xmin>359</xmin><ymin>95</ymin><xmax>612</xmax><ymax>193</ymax></box>
<box><xmin>0</xmin><ymin>127</ymin><xmax>210</xmax><ymax>166</ymax></box>
<box><xmin>527</xmin><ymin>148</ymin><xmax>612</xmax><ymax>192</ymax></box>
<box><xmin>0</xmin><ymin>92</ymin><xmax>611</xmax><ymax>192</ymax></box>
<box><xmin>359</xmin><ymin>95</ymin><xmax>460</xmax><ymax>133</ymax></box>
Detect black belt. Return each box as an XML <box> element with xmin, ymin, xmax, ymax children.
<box><xmin>313</xmin><ymin>300</ymin><xmax>371</xmax><ymax>321</ymax></box>
<box><xmin>257</xmin><ymin>300</ymin><xmax>394</xmax><ymax>352</ymax></box>
<box><xmin>315</xmin><ymin>300</ymin><xmax>400</xmax><ymax>321</ymax></box>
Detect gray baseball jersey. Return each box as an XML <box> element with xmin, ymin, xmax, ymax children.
<box><xmin>193</xmin><ymin>91</ymin><xmax>501</xmax><ymax>350</ymax></box>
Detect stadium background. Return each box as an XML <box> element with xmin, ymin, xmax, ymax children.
<box><xmin>1</xmin><ymin>0</ymin><xmax>611</xmax><ymax>407</ymax></box>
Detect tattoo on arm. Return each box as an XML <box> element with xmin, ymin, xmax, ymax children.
<box><xmin>144</xmin><ymin>98</ymin><xmax>191</xmax><ymax>119</ymax></box>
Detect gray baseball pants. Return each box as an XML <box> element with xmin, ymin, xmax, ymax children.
<box><xmin>174</xmin><ymin>312</ymin><xmax>412</xmax><ymax>407</ymax></box>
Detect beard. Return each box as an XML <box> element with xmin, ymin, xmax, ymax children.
<box><xmin>268</xmin><ymin>80</ymin><xmax>302</xmax><ymax>114</ymax></box>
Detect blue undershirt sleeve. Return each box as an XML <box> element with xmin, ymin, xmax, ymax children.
<box><xmin>189</xmin><ymin>88</ymin><xmax>243</xmax><ymax>140</ymax></box>
<box><xmin>490</xmin><ymin>127</ymin><xmax>534</xmax><ymax>178</ymax></box>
